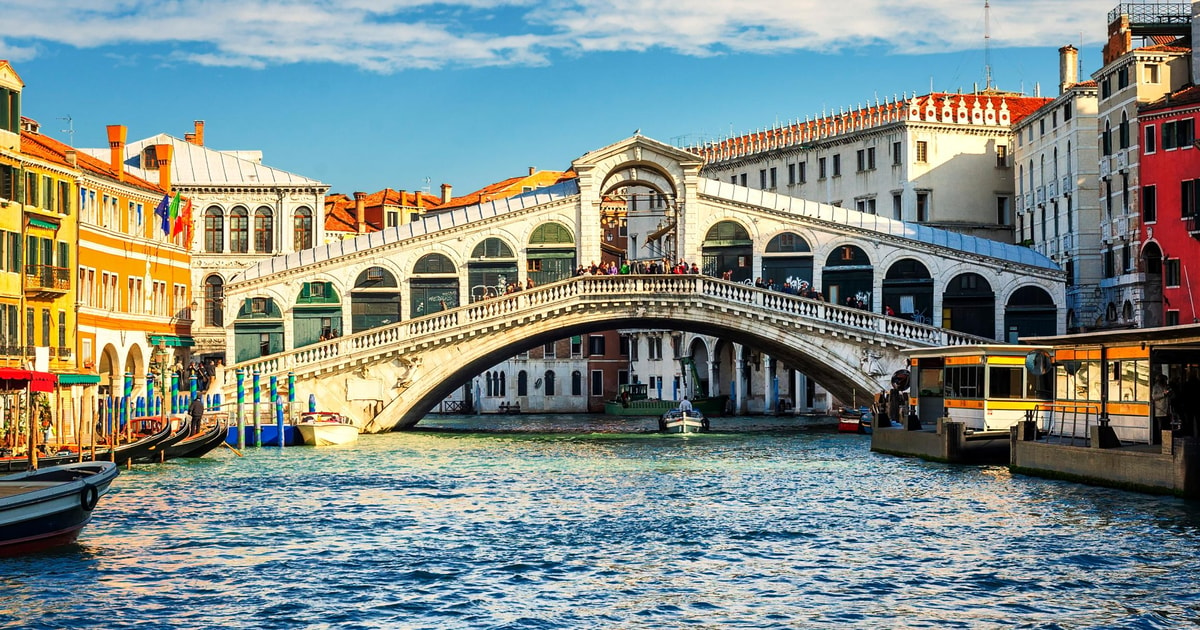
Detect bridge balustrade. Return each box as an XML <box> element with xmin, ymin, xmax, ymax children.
<box><xmin>230</xmin><ymin>274</ymin><xmax>987</xmax><ymax>380</ymax></box>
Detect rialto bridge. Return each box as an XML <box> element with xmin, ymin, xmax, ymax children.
<box><xmin>220</xmin><ymin>135</ymin><xmax>1065</xmax><ymax>431</ymax></box>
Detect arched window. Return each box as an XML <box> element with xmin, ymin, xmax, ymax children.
<box><xmin>294</xmin><ymin>207</ymin><xmax>313</xmax><ymax>251</ymax></box>
<box><xmin>230</xmin><ymin>207</ymin><xmax>249</xmax><ymax>253</ymax></box>
<box><xmin>571</xmin><ymin>370</ymin><xmax>583</xmax><ymax>396</ymax></box>
<box><xmin>254</xmin><ymin>207</ymin><xmax>274</xmax><ymax>253</ymax></box>
<box><xmin>204</xmin><ymin>206</ymin><xmax>224</xmax><ymax>253</ymax></box>
<box><xmin>204</xmin><ymin>275</ymin><xmax>224</xmax><ymax>327</ymax></box>
<box><xmin>544</xmin><ymin>370</ymin><xmax>556</xmax><ymax>396</ymax></box>
<box><xmin>517</xmin><ymin>370</ymin><xmax>528</xmax><ymax>396</ymax></box>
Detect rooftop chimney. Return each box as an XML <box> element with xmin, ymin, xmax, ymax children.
<box><xmin>354</xmin><ymin>192</ymin><xmax>366</xmax><ymax>234</ymax></box>
<box><xmin>106</xmin><ymin>125</ymin><xmax>127</xmax><ymax>182</ymax></box>
<box><xmin>398</xmin><ymin>190</ymin><xmax>407</xmax><ymax>208</ymax></box>
<box><xmin>191</xmin><ymin>120</ymin><xmax>205</xmax><ymax>146</ymax></box>
<box><xmin>1059</xmin><ymin>45</ymin><xmax>1079</xmax><ymax>94</ymax></box>
<box><xmin>64</xmin><ymin>149</ymin><xmax>77</xmax><ymax>168</ymax></box>
<box><xmin>154</xmin><ymin>144</ymin><xmax>174</xmax><ymax>194</ymax></box>
<box><xmin>440</xmin><ymin>183</ymin><xmax>452</xmax><ymax>204</ymax></box>
<box><xmin>528</xmin><ymin>166</ymin><xmax>535</xmax><ymax>176</ymax></box>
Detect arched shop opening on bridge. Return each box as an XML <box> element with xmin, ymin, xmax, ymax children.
<box><xmin>701</xmin><ymin>221</ymin><xmax>753</xmax><ymax>282</ymax></box>
<box><xmin>823</xmin><ymin>244</ymin><xmax>873</xmax><ymax>309</ymax></box>
<box><xmin>469</xmin><ymin>237</ymin><xmax>518</xmax><ymax>301</ymax></box>
<box><xmin>410</xmin><ymin>253</ymin><xmax>459</xmax><ymax>318</ymax></box>
<box><xmin>352</xmin><ymin>267</ymin><xmax>401</xmax><ymax>332</ymax></box>
<box><xmin>762</xmin><ymin>232</ymin><xmax>814</xmax><ymax>292</ymax></box>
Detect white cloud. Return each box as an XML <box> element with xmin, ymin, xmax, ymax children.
<box><xmin>0</xmin><ymin>0</ymin><xmax>1118</xmax><ymax>71</ymax></box>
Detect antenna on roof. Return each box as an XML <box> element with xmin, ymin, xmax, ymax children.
<box><xmin>423</xmin><ymin>176</ymin><xmax>431</xmax><ymax>194</ymax></box>
<box><xmin>984</xmin><ymin>0</ymin><xmax>994</xmax><ymax>90</ymax></box>
<box><xmin>58</xmin><ymin>115</ymin><xmax>74</xmax><ymax>146</ymax></box>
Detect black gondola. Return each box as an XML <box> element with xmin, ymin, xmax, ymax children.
<box><xmin>0</xmin><ymin>420</ymin><xmax>174</xmax><ymax>472</ymax></box>
<box><xmin>161</xmin><ymin>417</ymin><xmax>228</xmax><ymax>459</ymax></box>
<box><xmin>131</xmin><ymin>417</ymin><xmax>194</xmax><ymax>464</ymax></box>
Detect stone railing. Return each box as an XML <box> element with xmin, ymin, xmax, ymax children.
<box><xmin>229</xmin><ymin>275</ymin><xmax>986</xmax><ymax>380</ymax></box>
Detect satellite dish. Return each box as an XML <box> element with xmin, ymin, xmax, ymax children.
<box><xmin>1025</xmin><ymin>350</ymin><xmax>1052</xmax><ymax>376</ymax></box>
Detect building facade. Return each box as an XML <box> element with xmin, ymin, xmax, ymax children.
<box><xmin>1013</xmin><ymin>46</ymin><xmax>1105</xmax><ymax>332</ymax></box>
<box><xmin>1091</xmin><ymin>1</ymin><xmax>1193</xmax><ymax>328</ymax></box>
<box><xmin>693</xmin><ymin>91</ymin><xmax>1052</xmax><ymax>244</ymax></box>
<box><xmin>84</xmin><ymin>122</ymin><xmax>330</xmax><ymax>362</ymax></box>
<box><xmin>1139</xmin><ymin>84</ymin><xmax>1200</xmax><ymax>326</ymax></box>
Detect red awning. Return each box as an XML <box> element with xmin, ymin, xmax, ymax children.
<box><xmin>0</xmin><ymin>368</ymin><xmax>57</xmax><ymax>392</ymax></box>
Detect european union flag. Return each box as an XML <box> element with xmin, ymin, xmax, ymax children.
<box><xmin>154</xmin><ymin>194</ymin><xmax>170</xmax><ymax>235</ymax></box>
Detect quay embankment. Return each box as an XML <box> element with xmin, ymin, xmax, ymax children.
<box><xmin>871</xmin><ymin>419</ymin><xmax>1200</xmax><ymax>498</ymax></box>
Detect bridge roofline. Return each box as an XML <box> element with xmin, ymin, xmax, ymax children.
<box><xmin>698</xmin><ymin>179</ymin><xmax>1060</xmax><ymax>273</ymax></box>
<box><xmin>232</xmin><ymin>179</ymin><xmax>581</xmax><ymax>284</ymax></box>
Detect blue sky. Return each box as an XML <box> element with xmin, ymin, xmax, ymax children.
<box><xmin>4</xmin><ymin>0</ymin><xmax>1118</xmax><ymax>196</ymax></box>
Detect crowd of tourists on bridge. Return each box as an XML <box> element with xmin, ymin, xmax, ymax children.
<box><xmin>575</xmin><ymin>259</ymin><xmax>702</xmax><ymax>276</ymax></box>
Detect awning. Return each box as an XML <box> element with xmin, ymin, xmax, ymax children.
<box><xmin>27</xmin><ymin>218</ymin><xmax>59</xmax><ymax>230</ymax></box>
<box><xmin>0</xmin><ymin>367</ymin><xmax>57</xmax><ymax>392</ymax></box>
<box><xmin>57</xmin><ymin>373</ymin><xmax>101</xmax><ymax>385</ymax></box>
<box><xmin>149</xmin><ymin>334</ymin><xmax>195</xmax><ymax>347</ymax></box>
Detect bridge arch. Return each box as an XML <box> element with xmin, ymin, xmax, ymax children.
<box><xmin>527</xmin><ymin>221</ymin><xmax>576</xmax><ymax>286</ymax></box>
<box><xmin>881</xmin><ymin>258</ymin><xmax>933</xmax><ymax>320</ymax></box>
<box><xmin>232</xmin><ymin>296</ymin><xmax>285</xmax><ymax>362</ymax></box>
<box><xmin>822</xmin><ymin>243</ymin><xmax>874</xmax><ymax>308</ymax></box>
<box><xmin>599</xmin><ymin>164</ymin><xmax>679</xmax><ymax>198</ymax></box>
<box><xmin>410</xmin><ymin>251</ymin><xmax>461</xmax><ymax>318</ymax></box>
<box><xmin>762</xmin><ymin>230</ymin><xmax>815</xmax><ymax>291</ymax></box>
<box><xmin>468</xmin><ymin>236</ymin><xmax>519</xmax><ymax>301</ymax></box>
<box><xmin>350</xmin><ymin>266</ymin><xmax>401</xmax><ymax>333</ymax></box>
<box><xmin>943</xmin><ymin>271</ymin><xmax>996</xmax><ymax>339</ymax></box>
<box><xmin>702</xmin><ymin>220</ymin><xmax>754</xmax><ymax>281</ymax></box>
<box><xmin>1002</xmin><ymin>285</ymin><xmax>1057</xmax><ymax>341</ymax></box>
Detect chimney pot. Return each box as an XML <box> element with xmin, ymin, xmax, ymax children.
<box><xmin>440</xmin><ymin>183</ymin><xmax>452</xmax><ymax>204</ymax></box>
<box><xmin>153</xmin><ymin>144</ymin><xmax>174</xmax><ymax>194</ymax></box>
<box><xmin>528</xmin><ymin>166</ymin><xmax>535</xmax><ymax>176</ymax></box>
<box><xmin>106</xmin><ymin>125</ymin><xmax>127</xmax><ymax>182</ymax></box>
<box><xmin>354</xmin><ymin>192</ymin><xmax>366</xmax><ymax>234</ymax></box>
<box><xmin>64</xmin><ymin>149</ymin><xmax>77</xmax><ymax>167</ymax></box>
<box><xmin>1059</xmin><ymin>45</ymin><xmax>1079</xmax><ymax>94</ymax></box>
<box><xmin>193</xmin><ymin>120</ymin><xmax>205</xmax><ymax>146</ymax></box>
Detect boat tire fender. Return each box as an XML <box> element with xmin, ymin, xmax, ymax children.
<box><xmin>81</xmin><ymin>485</ymin><xmax>100</xmax><ymax>511</ymax></box>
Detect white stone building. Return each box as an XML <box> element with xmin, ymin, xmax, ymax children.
<box><xmin>1013</xmin><ymin>46</ymin><xmax>1105</xmax><ymax>332</ymax></box>
<box><xmin>694</xmin><ymin>90</ymin><xmax>1052</xmax><ymax>245</ymax></box>
<box><xmin>86</xmin><ymin>121</ymin><xmax>329</xmax><ymax>360</ymax></box>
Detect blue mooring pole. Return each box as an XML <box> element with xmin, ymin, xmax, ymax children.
<box><xmin>269</xmin><ymin>376</ymin><xmax>279</xmax><ymax>446</ymax></box>
<box><xmin>276</xmin><ymin>395</ymin><xmax>285</xmax><ymax>450</ymax></box>
<box><xmin>235</xmin><ymin>368</ymin><xmax>246</xmax><ymax>450</ymax></box>
<box><xmin>287</xmin><ymin>372</ymin><xmax>296</xmax><ymax>425</ymax></box>
<box><xmin>252</xmin><ymin>371</ymin><xmax>262</xmax><ymax>448</ymax></box>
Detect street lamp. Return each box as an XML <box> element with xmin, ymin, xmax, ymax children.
<box><xmin>150</xmin><ymin>341</ymin><xmax>169</xmax><ymax>421</ymax></box>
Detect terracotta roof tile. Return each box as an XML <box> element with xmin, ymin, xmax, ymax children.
<box><xmin>20</xmin><ymin>131</ymin><xmax>165</xmax><ymax>194</ymax></box>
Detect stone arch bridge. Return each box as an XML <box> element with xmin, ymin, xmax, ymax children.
<box><xmin>229</xmin><ymin>275</ymin><xmax>985</xmax><ymax>432</ymax></box>
<box><xmin>221</xmin><ymin>134</ymin><xmax>1063</xmax><ymax>428</ymax></box>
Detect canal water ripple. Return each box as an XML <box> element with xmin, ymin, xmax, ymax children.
<box><xmin>2</xmin><ymin>415</ymin><xmax>1199</xmax><ymax>629</ymax></box>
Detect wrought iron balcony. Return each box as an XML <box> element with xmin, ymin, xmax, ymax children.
<box><xmin>23</xmin><ymin>265</ymin><xmax>70</xmax><ymax>293</ymax></box>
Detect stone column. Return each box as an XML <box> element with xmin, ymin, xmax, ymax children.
<box><xmin>733</xmin><ymin>343</ymin><xmax>746</xmax><ymax>415</ymax></box>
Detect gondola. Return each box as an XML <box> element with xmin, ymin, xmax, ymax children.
<box><xmin>161</xmin><ymin>416</ymin><xmax>229</xmax><ymax>459</ymax></box>
<box><xmin>131</xmin><ymin>417</ymin><xmax>194</xmax><ymax>464</ymax></box>
<box><xmin>0</xmin><ymin>421</ymin><xmax>174</xmax><ymax>472</ymax></box>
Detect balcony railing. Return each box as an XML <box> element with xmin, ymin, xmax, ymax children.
<box><xmin>1062</xmin><ymin>176</ymin><xmax>1073</xmax><ymax>194</ymax></box>
<box><xmin>23</xmin><ymin>265</ymin><xmax>70</xmax><ymax>292</ymax></box>
<box><xmin>57</xmin><ymin>346</ymin><xmax>72</xmax><ymax>359</ymax></box>
<box><xmin>1187</xmin><ymin>214</ymin><xmax>1200</xmax><ymax>237</ymax></box>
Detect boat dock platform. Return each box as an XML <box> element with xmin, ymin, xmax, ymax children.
<box><xmin>872</xmin><ymin>420</ymin><xmax>1199</xmax><ymax>498</ymax></box>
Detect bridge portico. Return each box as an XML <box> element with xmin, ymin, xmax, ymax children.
<box><xmin>222</xmin><ymin>134</ymin><xmax>1065</xmax><ymax>428</ymax></box>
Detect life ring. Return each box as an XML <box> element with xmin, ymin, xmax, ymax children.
<box><xmin>80</xmin><ymin>485</ymin><xmax>100</xmax><ymax>511</ymax></box>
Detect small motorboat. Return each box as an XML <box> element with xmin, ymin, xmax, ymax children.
<box><xmin>659</xmin><ymin>408</ymin><xmax>710</xmax><ymax>434</ymax></box>
<box><xmin>837</xmin><ymin>406</ymin><xmax>873</xmax><ymax>434</ymax></box>
<box><xmin>0</xmin><ymin>461</ymin><xmax>119</xmax><ymax>556</ymax></box>
<box><xmin>296</xmin><ymin>412</ymin><xmax>359</xmax><ymax>446</ymax></box>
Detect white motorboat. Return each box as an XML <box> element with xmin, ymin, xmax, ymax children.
<box><xmin>296</xmin><ymin>412</ymin><xmax>360</xmax><ymax>446</ymax></box>
<box><xmin>659</xmin><ymin>409</ymin><xmax>710</xmax><ymax>434</ymax></box>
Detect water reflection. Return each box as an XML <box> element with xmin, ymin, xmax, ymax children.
<box><xmin>0</xmin><ymin>414</ymin><xmax>1197</xmax><ymax>628</ymax></box>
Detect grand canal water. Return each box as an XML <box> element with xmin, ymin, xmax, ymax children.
<box><xmin>2</xmin><ymin>414</ymin><xmax>1199</xmax><ymax>629</ymax></box>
